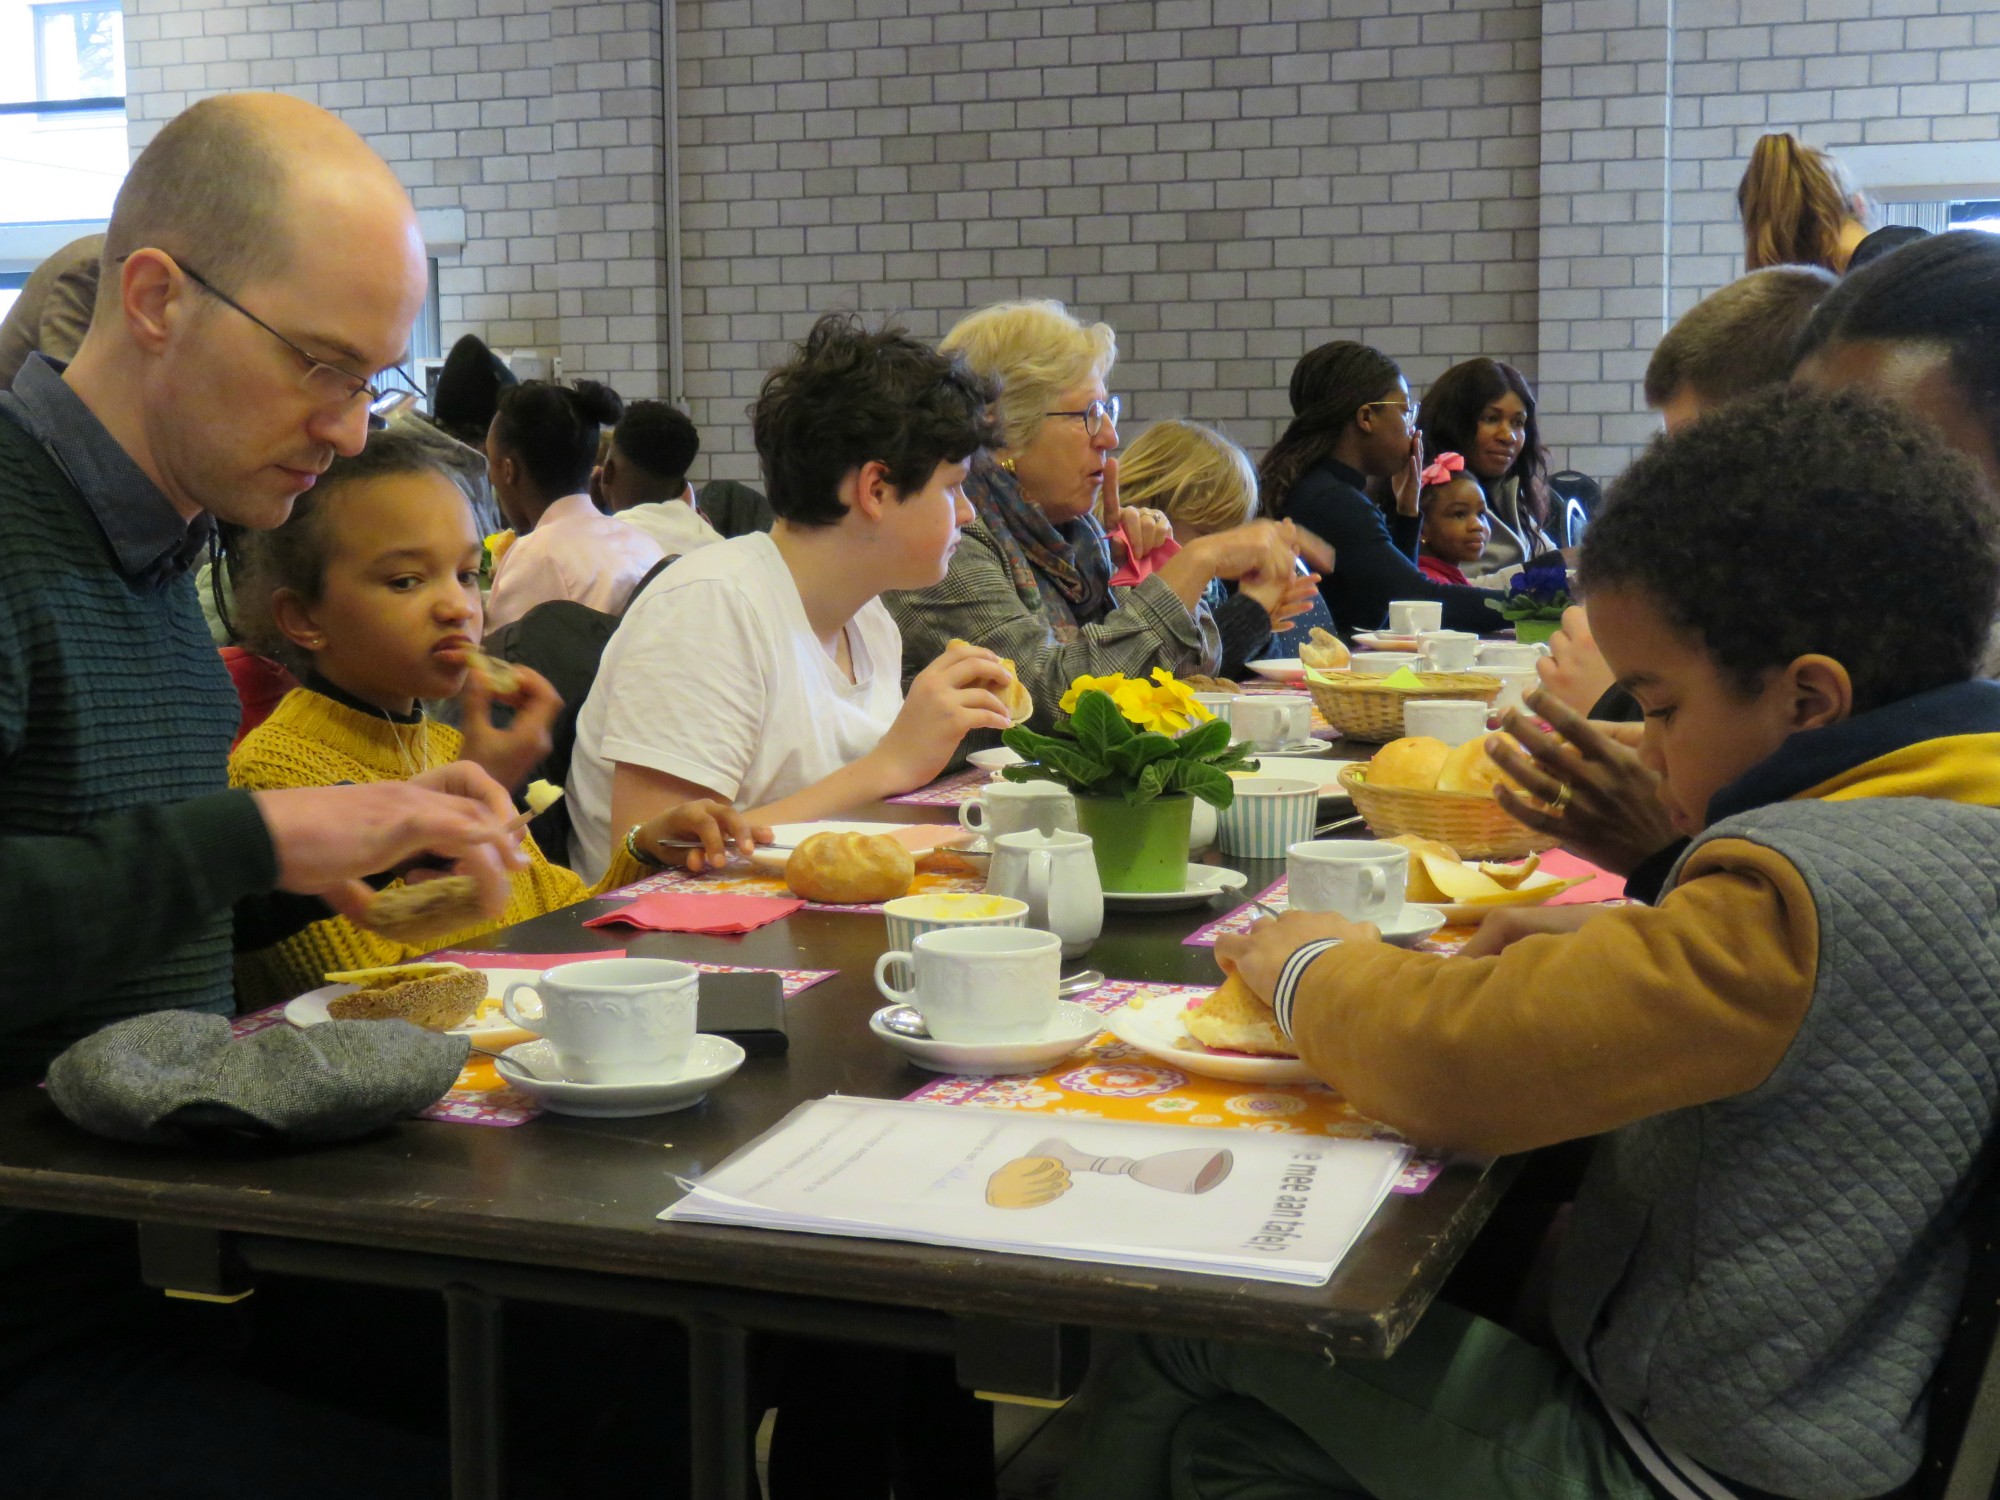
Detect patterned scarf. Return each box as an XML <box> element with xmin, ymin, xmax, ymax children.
<box><xmin>964</xmin><ymin>451</ymin><xmax>1113</xmax><ymax>632</ymax></box>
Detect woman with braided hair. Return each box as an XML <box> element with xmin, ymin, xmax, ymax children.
<box><xmin>1258</xmin><ymin>341</ymin><xmax>1503</xmax><ymax>639</ymax></box>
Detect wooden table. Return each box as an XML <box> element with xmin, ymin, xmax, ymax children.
<box><xmin>0</xmin><ymin>790</ymin><xmax>1505</xmax><ymax>1499</ymax></box>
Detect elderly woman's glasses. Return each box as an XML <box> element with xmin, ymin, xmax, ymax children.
<box><xmin>128</xmin><ymin>252</ymin><xmax>417</xmax><ymax>411</ymax></box>
<box><xmin>1046</xmin><ymin>396</ymin><xmax>1122</xmax><ymax>437</ymax></box>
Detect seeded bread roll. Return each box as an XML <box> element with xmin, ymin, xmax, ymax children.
<box><xmin>466</xmin><ymin>646</ymin><xmax>520</xmax><ymax>696</ymax></box>
<box><xmin>322</xmin><ymin>963</ymin><xmax>488</xmax><ymax>1032</ymax></box>
<box><xmin>359</xmin><ymin>876</ymin><xmax>485</xmax><ymax>944</ymax></box>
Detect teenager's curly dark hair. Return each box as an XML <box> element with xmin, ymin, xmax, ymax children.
<box><xmin>1581</xmin><ymin>384</ymin><xmax>2000</xmax><ymax>712</ymax></box>
<box><xmin>753</xmin><ymin>313</ymin><xmax>1000</xmax><ymax>528</ymax></box>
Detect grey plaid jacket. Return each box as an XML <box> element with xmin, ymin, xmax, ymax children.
<box><xmin>884</xmin><ymin>520</ymin><xmax>1222</xmax><ymax>732</ymax></box>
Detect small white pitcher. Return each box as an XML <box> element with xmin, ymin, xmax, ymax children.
<box><xmin>985</xmin><ymin>829</ymin><xmax>1104</xmax><ymax>958</ymax></box>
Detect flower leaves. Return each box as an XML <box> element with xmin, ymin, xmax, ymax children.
<box><xmin>999</xmin><ymin>682</ymin><xmax>1259</xmax><ymax>808</ymax></box>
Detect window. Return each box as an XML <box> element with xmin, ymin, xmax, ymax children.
<box><xmin>1950</xmin><ymin>200</ymin><xmax>2000</xmax><ymax>235</ymax></box>
<box><xmin>0</xmin><ymin>0</ymin><xmax>127</xmax><ymax>282</ymax></box>
<box><xmin>33</xmin><ymin>2</ymin><xmax>122</xmax><ymax>102</ymax></box>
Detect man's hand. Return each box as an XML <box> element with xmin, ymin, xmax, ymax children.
<box><xmin>1488</xmin><ymin>688</ymin><xmax>1680</xmax><ymax>876</ymax></box>
<box><xmin>635</xmin><ymin>799</ymin><xmax>771</xmax><ymax>874</ymax></box>
<box><xmin>867</xmin><ymin>640</ymin><xmax>1013</xmax><ymax>792</ymax></box>
<box><xmin>1534</xmin><ymin>606</ymin><xmax>1616</xmax><ymax>716</ymax></box>
<box><xmin>457</xmin><ymin>661</ymin><xmax>565</xmax><ymax>793</ymax></box>
<box><xmin>253</xmin><ymin>766</ymin><xmax>529</xmax><ymax>926</ymax></box>
<box><xmin>1214</xmin><ymin>910</ymin><xmax>1375</xmax><ymax>1002</ymax></box>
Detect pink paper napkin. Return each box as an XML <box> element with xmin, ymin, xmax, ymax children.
<box><xmin>1537</xmin><ymin>849</ymin><xmax>1627</xmax><ymax>904</ymax></box>
<box><xmin>425</xmin><ymin>950</ymin><xmax>627</xmax><ymax>968</ymax></box>
<box><xmin>583</xmin><ymin>892</ymin><xmax>804</xmax><ymax>934</ymax></box>
<box><xmin>1108</xmin><ymin>524</ymin><xmax>1182</xmax><ymax>588</ymax></box>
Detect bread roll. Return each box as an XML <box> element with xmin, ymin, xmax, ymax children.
<box><xmin>466</xmin><ymin>646</ymin><xmax>520</xmax><ymax>696</ymax></box>
<box><xmin>784</xmin><ymin>831</ymin><xmax>915</xmax><ymax>904</ymax></box>
<box><xmin>360</xmin><ymin>876</ymin><xmax>485</xmax><ymax>943</ymax></box>
<box><xmin>1183</xmin><ymin>975</ymin><xmax>1296</xmax><ymax>1058</ymax></box>
<box><xmin>1368</xmin><ymin>736</ymin><xmax>1451</xmax><ymax>791</ymax></box>
<box><xmin>1298</xmin><ymin>626</ymin><xmax>1350</xmax><ymax>672</ymax></box>
<box><xmin>1436</xmin><ymin>733</ymin><xmax>1526</xmax><ymax>797</ymax></box>
<box><xmin>323</xmin><ymin>963</ymin><xmax>487</xmax><ymax>1031</ymax></box>
<box><xmin>948</xmin><ymin>638</ymin><xmax>1034</xmax><ymax>724</ymax></box>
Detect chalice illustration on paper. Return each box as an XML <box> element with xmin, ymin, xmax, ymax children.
<box><xmin>985</xmin><ymin>1136</ymin><xmax>1234</xmax><ymax>1209</ymax></box>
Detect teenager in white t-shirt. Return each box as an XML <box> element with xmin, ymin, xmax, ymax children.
<box><xmin>593</xmin><ymin>398</ymin><xmax>725</xmax><ymax>558</ymax></box>
<box><xmin>565</xmin><ymin>314</ymin><xmax>1013</xmax><ymax>883</ymax></box>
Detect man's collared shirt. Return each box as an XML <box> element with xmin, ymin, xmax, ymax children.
<box><xmin>3</xmin><ymin>353</ymin><xmax>211</xmax><ymax>591</ymax></box>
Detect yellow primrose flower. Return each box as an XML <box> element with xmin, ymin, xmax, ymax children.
<box><xmin>1059</xmin><ymin>672</ymin><xmax>1129</xmax><ymax>715</ymax></box>
<box><xmin>1148</xmin><ymin>668</ymin><xmax>1214</xmax><ymax>724</ymax></box>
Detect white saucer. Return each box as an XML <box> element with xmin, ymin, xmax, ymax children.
<box><xmin>1255</xmin><ymin>902</ymin><xmax>1447</xmax><ymax>948</ymax></box>
<box><xmin>286</xmin><ymin>971</ymin><xmax>541</xmax><ymax>1051</ymax></box>
<box><xmin>1101</xmin><ymin>866</ymin><xmax>1249</xmax><ymax>911</ymax></box>
<box><xmin>1245</xmin><ymin>658</ymin><xmax>1307</xmax><ymax>682</ymax></box>
<box><xmin>1104</xmin><ymin>997</ymin><xmax>1316</xmax><ymax>1084</ymax></box>
<box><xmin>492</xmin><ymin>1034</ymin><xmax>746</xmax><ymax>1118</ymax></box>
<box><xmin>869</xmin><ymin>1001</ymin><xmax>1105</xmax><ymax>1076</ymax></box>
<box><xmin>1236</xmin><ymin>738</ymin><xmax>1335</xmax><ymax>758</ymax></box>
<box><xmin>966</xmin><ymin>746</ymin><xmax>1027</xmax><ymax>772</ymax></box>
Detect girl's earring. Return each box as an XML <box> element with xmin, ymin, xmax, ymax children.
<box><xmin>998</xmin><ymin>455</ymin><xmax>1016</xmax><ymax>475</ymax></box>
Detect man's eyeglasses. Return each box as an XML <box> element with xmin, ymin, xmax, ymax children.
<box><xmin>1046</xmin><ymin>396</ymin><xmax>1121</xmax><ymax>437</ymax></box>
<box><xmin>129</xmin><ymin>252</ymin><xmax>418</xmax><ymax>414</ymax></box>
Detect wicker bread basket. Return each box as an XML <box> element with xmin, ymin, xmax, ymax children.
<box><xmin>1337</xmin><ymin>762</ymin><xmax>1556</xmax><ymax>861</ymax></box>
<box><xmin>1305</xmin><ymin>671</ymin><xmax>1502</xmax><ymax>743</ymax></box>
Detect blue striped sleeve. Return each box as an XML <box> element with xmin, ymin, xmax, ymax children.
<box><xmin>1272</xmin><ymin>938</ymin><xmax>1343</xmax><ymax>1037</ymax></box>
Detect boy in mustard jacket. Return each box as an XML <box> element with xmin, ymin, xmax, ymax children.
<box><xmin>1062</xmin><ymin>385</ymin><xmax>2000</xmax><ymax>1500</ymax></box>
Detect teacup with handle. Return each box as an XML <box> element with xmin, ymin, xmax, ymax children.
<box><xmin>502</xmin><ymin>957</ymin><xmax>699</xmax><ymax>1084</ymax></box>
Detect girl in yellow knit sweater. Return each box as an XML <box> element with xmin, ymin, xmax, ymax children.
<box><xmin>229</xmin><ymin>429</ymin><xmax>758</xmax><ymax>1004</ymax></box>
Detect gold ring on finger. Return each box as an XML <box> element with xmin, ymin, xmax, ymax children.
<box><xmin>1549</xmin><ymin>781</ymin><xmax>1574</xmax><ymax>814</ymax></box>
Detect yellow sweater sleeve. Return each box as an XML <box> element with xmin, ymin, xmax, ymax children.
<box><xmin>1285</xmin><ymin>837</ymin><xmax>1820</xmax><ymax>1155</ymax></box>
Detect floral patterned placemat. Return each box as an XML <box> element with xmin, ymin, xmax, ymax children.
<box><xmin>886</xmin><ymin>766</ymin><xmax>993</xmax><ymax>808</ymax></box>
<box><xmin>237</xmin><ymin>961</ymin><xmax>839</xmax><ymax>1127</ymax></box>
<box><xmin>902</xmin><ymin>978</ymin><xmax>1447</xmax><ymax>1194</ymax></box>
<box><xmin>610</xmin><ymin>863</ymin><xmax>988</xmax><ymax>913</ymax></box>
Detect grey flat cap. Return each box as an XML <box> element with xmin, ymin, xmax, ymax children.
<box><xmin>47</xmin><ymin>1011</ymin><xmax>471</xmax><ymax>1147</ymax></box>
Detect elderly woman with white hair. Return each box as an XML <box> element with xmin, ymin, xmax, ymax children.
<box><xmin>886</xmin><ymin>299</ymin><xmax>1320</xmax><ymax>723</ymax></box>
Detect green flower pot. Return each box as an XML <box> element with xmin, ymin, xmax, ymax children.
<box><xmin>1513</xmin><ymin>618</ymin><xmax>1562</xmax><ymax>646</ymax></box>
<box><xmin>1074</xmin><ymin>794</ymin><xmax>1194</xmax><ymax>893</ymax></box>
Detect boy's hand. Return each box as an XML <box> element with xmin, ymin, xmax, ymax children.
<box><xmin>871</xmin><ymin>641</ymin><xmax>1013</xmax><ymax>791</ymax></box>
<box><xmin>1535</xmin><ymin>606</ymin><xmax>1616</xmax><ymax>716</ymax></box>
<box><xmin>1214</xmin><ymin>910</ymin><xmax>1376</xmax><ymax>1002</ymax></box>
<box><xmin>1241</xmin><ymin>567</ymin><xmax>1322</xmax><ymax>630</ymax></box>
<box><xmin>1491</xmin><ymin>688</ymin><xmax>1680</xmax><ymax>876</ymax></box>
<box><xmin>458</xmin><ymin>662</ymin><xmax>565</xmax><ymax>793</ymax></box>
<box><xmin>1458</xmin><ymin>904</ymin><xmax>1604</xmax><ymax>958</ymax></box>
<box><xmin>636</xmin><ymin>800</ymin><xmax>770</xmax><ymax>873</ymax></box>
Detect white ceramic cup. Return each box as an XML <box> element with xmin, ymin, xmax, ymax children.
<box><xmin>1217</xmin><ymin>776</ymin><xmax>1321</xmax><ymax>859</ymax></box>
<box><xmin>1401</xmin><ymin>698</ymin><xmax>1492</xmax><ymax>746</ymax></box>
<box><xmin>1416</xmin><ymin>630</ymin><xmax>1479</xmax><ymax>673</ymax></box>
<box><xmin>1228</xmin><ymin>693</ymin><xmax>1313</xmax><ymax>749</ymax></box>
<box><xmin>1287</xmin><ymin>839</ymin><xmax>1410</xmax><ymax>922</ymax></box>
<box><xmin>873</xmin><ymin>926</ymin><xmax>1062</xmax><ymax>1044</ymax></box>
<box><xmin>959</xmin><ymin>779</ymin><xmax>1078</xmax><ymax>840</ymax></box>
<box><xmin>1388</xmin><ymin>600</ymin><xmax>1443</xmax><ymax>634</ymax></box>
<box><xmin>1476</xmin><ymin>641</ymin><xmax>1547</xmax><ymax>670</ymax></box>
<box><xmin>501</xmin><ymin>957</ymin><xmax>699</xmax><ymax>1085</ymax></box>
<box><xmin>1350</xmin><ymin>651</ymin><xmax>1422</xmax><ymax>677</ymax></box>
<box><xmin>882</xmin><ymin>892</ymin><xmax>1029</xmax><ymax>957</ymax></box>
<box><xmin>1191</xmin><ymin>691</ymin><xmax>1237</xmax><ymax>719</ymax></box>
<box><xmin>1489</xmin><ymin>667</ymin><xmax>1539</xmax><ymax>715</ymax></box>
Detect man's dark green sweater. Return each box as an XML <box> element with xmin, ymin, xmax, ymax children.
<box><xmin>0</xmin><ymin>365</ymin><xmax>282</xmax><ymax>1087</ymax></box>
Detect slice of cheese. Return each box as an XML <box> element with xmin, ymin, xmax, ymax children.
<box><xmin>1479</xmin><ymin>854</ymin><xmax>1541</xmax><ymax>889</ymax></box>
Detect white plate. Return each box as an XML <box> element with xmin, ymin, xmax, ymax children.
<box><xmin>286</xmin><ymin>969</ymin><xmax>542</xmax><ymax>1050</ymax></box>
<box><xmin>764</xmin><ymin>820</ymin><xmax>911</xmax><ymax>849</ymax></box>
<box><xmin>1100</xmin><ymin>865</ymin><xmax>1249</xmax><ymax>912</ymax></box>
<box><xmin>1353</xmin><ymin>631</ymin><xmax>1421</xmax><ymax>652</ymax></box>
<box><xmin>1245</xmin><ymin>658</ymin><xmax>1307</xmax><ymax>683</ymax></box>
<box><xmin>1104</xmin><ymin>997</ymin><xmax>1315</xmax><ymax>1084</ymax></box>
<box><xmin>1235</xmin><ymin>738</ymin><xmax>1336</xmax><ymax>759</ymax></box>
<box><xmin>966</xmin><ymin>746</ymin><xmax>1026</xmax><ymax>772</ymax></box>
<box><xmin>869</xmin><ymin>1001</ymin><xmax>1105</xmax><ymax>1076</ymax></box>
<box><xmin>1231</xmin><ymin>756</ymin><xmax>1355</xmax><ymax>802</ymax></box>
<box><xmin>493</xmin><ymin>1034</ymin><xmax>745</xmax><ymax>1118</ymax></box>
<box><xmin>1247</xmin><ymin>903</ymin><xmax>1448</xmax><ymax>948</ymax></box>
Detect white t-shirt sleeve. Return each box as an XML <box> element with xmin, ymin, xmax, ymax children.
<box><xmin>594</xmin><ymin>580</ymin><xmax>768</xmax><ymax>803</ymax></box>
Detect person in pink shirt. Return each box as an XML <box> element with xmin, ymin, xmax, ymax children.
<box><xmin>483</xmin><ymin>378</ymin><xmax>666</xmax><ymax>628</ymax></box>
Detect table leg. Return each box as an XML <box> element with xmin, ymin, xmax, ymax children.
<box><xmin>445</xmin><ymin>1283</ymin><xmax>504</xmax><ymax>1500</ymax></box>
<box><xmin>687</xmin><ymin>1317</ymin><xmax>752</xmax><ymax>1500</ymax></box>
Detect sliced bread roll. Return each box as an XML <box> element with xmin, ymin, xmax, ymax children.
<box><xmin>359</xmin><ymin>876</ymin><xmax>486</xmax><ymax>944</ymax></box>
<box><xmin>322</xmin><ymin>963</ymin><xmax>488</xmax><ymax>1032</ymax></box>
<box><xmin>1183</xmin><ymin>975</ymin><xmax>1296</xmax><ymax>1058</ymax></box>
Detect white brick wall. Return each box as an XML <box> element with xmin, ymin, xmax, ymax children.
<box><xmin>676</xmin><ymin>0</ymin><xmax>1545</xmax><ymax>481</ymax></box>
<box><xmin>118</xmin><ymin>0</ymin><xmax>2000</xmax><ymax>483</ymax></box>
<box><xmin>122</xmin><ymin>0</ymin><xmax>671</xmax><ymax>395</ymax></box>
